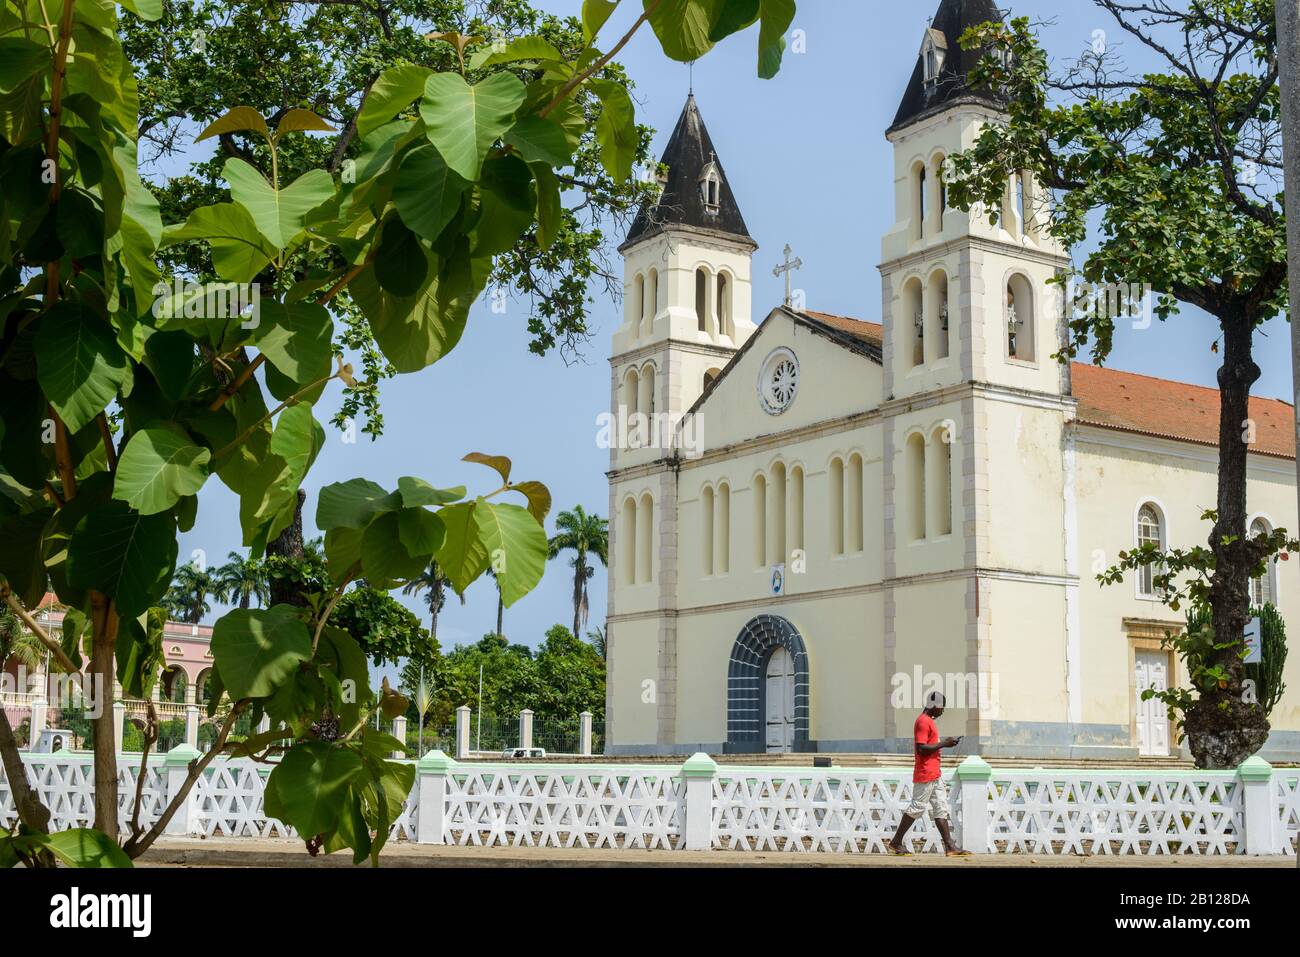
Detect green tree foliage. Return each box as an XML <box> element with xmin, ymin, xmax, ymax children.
<box><xmin>944</xmin><ymin>1</ymin><xmax>1291</xmax><ymax>767</ymax></box>
<box><xmin>0</xmin><ymin>0</ymin><xmax>790</xmax><ymax>865</ymax></box>
<box><xmin>213</xmin><ymin>549</ymin><xmax>266</xmax><ymax>609</ymax></box>
<box><xmin>161</xmin><ymin>561</ymin><xmax>214</xmax><ymax>624</ymax></box>
<box><xmin>547</xmin><ymin>504</ymin><xmax>607</xmax><ymax>642</ymax></box>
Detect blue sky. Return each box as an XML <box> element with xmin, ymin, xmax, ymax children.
<box><xmin>175</xmin><ymin>0</ymin><xmax>1295</xmax><ymax>654</ymax></box>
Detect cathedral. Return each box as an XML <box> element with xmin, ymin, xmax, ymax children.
<box><xmin>602</xmin><ymin>0</ymin><xmax>1299</xmax><ymax>761</ymax></box>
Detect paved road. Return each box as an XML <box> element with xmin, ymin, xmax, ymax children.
<box><xmin>144</xmin><ymin>838</ymin><xmax>1296</xmax><ymax>868</ymax></box>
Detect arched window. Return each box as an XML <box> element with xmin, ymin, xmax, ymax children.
<box><xmin>646</xmin><ymin>268</ymin><xmax>658</xmax><ymax>333</ymax></box>
<box><xmin>1136</xmin><ymin>503</ymin><xmax>1165</xmax><ymax>597</ymax></box>
<box><xmin>790</xmin><ymin>466</ymin><xmax>805</xmax><ymax>557</ymax></box>
<box><xmin>929</xmin><ymin>426</ymin><xmax>953</xmax><ymax>537</ymax></box>
<box><xmin>922</xmin><ymin>30</ymin><xmax>946</xmax><ymax>88</ymax></box>
<box><xmin>771</xmin><ymin>462</ymin><xmax>787</xmax><ymax>566</ymax></box>
<box><xmin>917</xmin><ymin>164</ymin><xmax>928</xmax><ymax>239</ymax></box>
<box><xmin>848</xmin><ymin>453</ymin><xmax>864</xmax><ymax>553</ymax></box>
<box><xmin>639</xmin><ymin>363</ymin><xmax>656</xmax><ymax>418</ymax></box>
<box><xmin>1007</xmin><ymin>274</ymin><xmax>1035</xmax><ymax>361</ymax></box>
<box><xmin>702</xmin><ymin>485</ymin><xmax>715</xmax><ymax>577</ymax></box>
<box><xmin>716</xmin><ymin>483</ymin><xmax>731</xmax><ymax>575</ymax></box>
<box><xmin>829</xmin><ymin>457</ymin><xmax>845</xmax><ymax>556</ymax></box>
<box><xmin>930</xmin><ymin>270</ymin><xmax>950</xmax><ymax>361</ymax></box>
<box><xmin>623</xmin><ymin>367</ymin><xmax>639</xmax><ymax>416</ymax></box>
<box><xmin>620</xmin><ymin>497</ymin><xmax>637</xmax><ymax>586</ymax></box>
<box><xmin>637</xmin><ymin>493</ymin><xmax>654</xmax><ymax>584</ymax></box>
<box><xmin>695</xmin><ymin>268</ymin><xmax>709</xmax><ymax>334</ymax></box>
<box><xmin>753</xmin><ymin>473</ymin><xmax>768</xmax><ymax>568</ymax></box>
<box><xmin>907</xmin><ymin>433</ymin><xmax>927</xmax><ymax>542</ymax></box>
<box><xmin>700</xmin><ymin>161</ymin><xmax>721</xmax><ymax>211</ymax></box>
<box><xmin>716</xmin><ymin>273</ymin><xmax>732</xmax><ymax>339</ymax></box>
<box><xmin>1250</xmin><ymin>518</ymin><xmax>1276</xmax><ymax>608</ymax></box>
<box><xmin>703</xmin><ymin>367</ymin><xmax>722</xmax><ymax>394</ymax></box>
<box><xmin>935</xmin><ymin>154</ymin><xmax>948</xmax><ymax>224</ymax></box>
<box><xmin>633</xmin><ymin>274</ymin><xmax>645</xmax><ymax>334</ymax></box>
<box><xmin>903</xmin><ymin>277</ymin><xmax>924</xmax><ymax>367</ymax></box>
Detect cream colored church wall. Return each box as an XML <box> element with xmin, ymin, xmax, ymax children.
<box><xmin>888</xmin><ymin>403</ymin><xmax>965</xmax><ymax>579</ymax></box>
<box><xmin>984</xmin><ymin>577</ymin><xmax>1071</xmax><ymax>726</ymax></box>
<box><xmin>1073</xmin><ymin>430</ymin><xmax>1300</xmax><ymax>751</ymax></box>
<box><xmin>607</xmin><ymin>616</ymin><xmax>662</xmax><ymax>747</ymax></box>
<box><xmin>684</xmin><ymin>314</ymin><xmax>883</xmax><ymax>453</ymax></box>
<box><xmin>888</xmin><ymin>577</ymin><xmax>971</xmax><ymax>746</ymax></box>
<box><xmin>671</xmin><ymin>592</ymin><xmax>886</xmax><ymax>750</ymax></box>
<box><xmin>675</xmin><ymin>423</ymin><xmax>886</xmax><ymax>610</ymax></box>
<box><xmin>982</xmin><ymin>400</ymin><xmax>1069</xmax><ymax>573</ymax></box>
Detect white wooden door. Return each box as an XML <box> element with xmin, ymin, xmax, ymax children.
<box><xmin>1135</xmin><ymin>650</ymin><xmax>1170</xmax><ymax>757</ymax></box>
<box><xmin>766</xmin><ymin>647</ymin><xmax>795</xmax><ymax>753</ymax></box>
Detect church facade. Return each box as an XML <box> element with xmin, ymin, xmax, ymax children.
<box><xmin>603</xmin><ymin>0</ymin><xmax>1300</xmax><ymax>761</ymax></box>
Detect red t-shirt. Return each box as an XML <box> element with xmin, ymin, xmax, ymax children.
<box><xmin>913</xmin><ymin>712</ymin><xmax>941</xmax><ymax>783</ymax></box>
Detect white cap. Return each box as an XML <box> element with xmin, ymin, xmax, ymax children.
<box><xmin>925</xmin><ymin>690</ymin><xmax>946</xmax><ymax>709</ymax></box>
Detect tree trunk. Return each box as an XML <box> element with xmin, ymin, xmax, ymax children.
<box><xmin>572</xmin><ymin>557</ymin><xmax>583</xmax><ymax>640</ymax></box>
<box><xmin>496</xmin><ymin>591</ymin><xmax>504</xmax><ymax>638</ymax></box>
<box><xmin>89</xmin><ymin>591</ymin><xmax>120</xmax><ymax>834</ymax></box>
<box><xmin>0</xmin><ymin>705</ymin><xmax>50</xmax><ymax>833</ymax></box>
<box><xmin>1188</xmin><ymin>315</ymin><xmax>1271</xmax><ymax>768</ymax></box>
<box><xmin>267</xmin><ymin>490</ymin><xmax>308</xmax><ymax>608</ymax></box>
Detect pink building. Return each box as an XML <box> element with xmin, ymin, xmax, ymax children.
<box><xmin>2</xmin><ymin>594</ymin><xmax>219</xmax><ymax>749</ymax></box>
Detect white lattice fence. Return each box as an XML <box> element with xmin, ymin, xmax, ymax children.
<box><xmin>442</xmin><ymin>765</ymin><xmax>685</xmax><ymax>849</ymax></box>
<box><xmin>0</xmin><ymin>754</ymin><xmax>167</xmax><ymax>836</ymax></box>
<box><xmin>712</xmin><ymin>769</ymin><xmax>954</xmax><ymax>853</ymax></box>
<box><xmin>986</xmin><ymin>772</ymin><xmax>1243</xmax><ymax>855</ymax></box>
<box><xmin>1276</xmin><ymin>773</ymin><xmax>1300</xmax><ymax>856</ymax></box>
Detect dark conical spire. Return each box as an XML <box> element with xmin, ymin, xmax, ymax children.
<box><xmin>622</xmin><ymin>95</ymin><xmax>755</xmax><ymax>250</ymax></box>
<box><xmin>890</xmin><ymin>0</ymin><xmax>1006</xmax><ymax>133</ymax></box>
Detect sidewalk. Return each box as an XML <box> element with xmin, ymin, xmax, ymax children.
<box><xmin>143</xmin><ymin>838</ymin><xmax>1296</xmax><ymax>868</ymax></box>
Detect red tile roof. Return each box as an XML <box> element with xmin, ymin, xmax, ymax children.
<box><xmin>802</xmin><ymin>309</ymin><xmax>1296</xmax><ymax>460</ymax></box>
<box><xmin>1071</xmin><ymin>363</ymin><xmax>1295</xmax><ymax>460</ymax></box>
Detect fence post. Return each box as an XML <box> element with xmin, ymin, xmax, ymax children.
<box><xmin>111</xmin><ymin>701</ymin><xmax>126</xmax><ymax>754</ymax></box>
<box><xmin>681</xmin><ymin>752</ymin><xmax>717</xmax><ymax>851</ymax></box>
<box><xmin>163</xmin><ymin>744</ymin><xmax>203</xmax><ymax>837</ymax></box>
<box><xmin>954</xmin><ymin>756</ymin><xmax>993</xmax><ymax>854</ymax></box>
<box><xmin>519</xmin><ymin>709</ymin><xmax>534</xmax><ymax>750</ymax></box>
<box><xmin>1238</xmin><ymin>756</ymin><xmax>1276</xmax><ymax>855</ymax></box>
<box><xmin>454</xmin><ymin>705</ymin><xmax>471</xmax><ymax>759</ymax></box>
<box><xmin>30</xmin><ymin>700</ymin><xmax>47</xmax><ymax>746</ymax></box>
<box><xmin>416</xmin><ymin>749</ymin><xmax>454</xmax><ymax>845</ymax></box>
<box><xmin>391</xmin><ymin>716</ymin><xmax>407</xmax><ymax>758</ymax></box>
<box><xmin>579</xmin><ymin>711</ymin><xmax>593</xmax><ymax>756</ymax></box>
<box><xmin>184</xmin><ymin>705</ymin><xmax>199</xmax><ymax>749</ymax></box>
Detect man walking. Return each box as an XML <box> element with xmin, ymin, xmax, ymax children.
<box><xmin>886</xmin><ymin>690</ymin><xmax>971</xmax><ymax>857</ymax></box>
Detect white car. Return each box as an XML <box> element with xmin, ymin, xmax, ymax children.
<box><xmin>499</xmin><ymin>747</ymin><xmax>547</xmax><ymax>759</ymax></box>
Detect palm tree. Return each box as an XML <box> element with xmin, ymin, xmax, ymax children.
<box><xmin>401</xmin><ymin>561</ymin><xmax>462</xmax><ymax>639</ymax></box>
<box><xmin>163</xmin><ymin>562</ymin><xmax>214</xmax><ymax>624</ymax></box>
<box><xmin>587</xmin><ymin>626</ymin><xmax>607</xmax><ymax>661</ymax></box>
<box><xmin>0</xmin><ymin>604</ymin><xmax>44</xmax><ymax>672</ymax></box>
<box><xmin>213</xmin><ymin>551</ymin><xmax>266</xmax><ymax>609</ymax></box>
<box><xmin>548</xmin><ymin>506</ymin><xmax>609</xmax><ymax>641</ymax></box>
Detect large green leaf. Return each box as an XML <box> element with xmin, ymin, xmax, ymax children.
<box><xmin>0</xmin><ymin>38</ymin><xmax>48</xmax><ymax>94</ymax></box>
<box><xmin>645</xmin><ymin>0</ymin><xmax>719</xmax><ymax>62</ymax></box>
<box><xmin>581</xmin><ymin>0</ymin><xmax>619</xmax><ymax>43</ymax></box>
<box><xmin>116</xmin><ymin>608</ymin><xmax>166</xmax><ymax>700</ymax></box>
<box><xmin>356</xmin><ymin>63</ymin><xmax>432</xmax><ymax>139</ymax></box>
<box><xmin>238</xmin><ymin>403</ymin><xmax>324</xmax><ymax>550</ymax></box>
<box><xmin>160</xmin><ymin>203</ymin><xmax>277</xmax><ymax>283</ymax></box>
<box><xmin>590</xmin><ymin>79</ymin><xmax>638</xmax><ymax>183</ymax></box>
<box><xmin>252</xmin><ymin>300</ymin><xmax>334</xmax><ymax>390</ymax></box>
<box><xmin>210</xmin><ymin>605</ymin><xmax>313</xmax><ymax>700</ymax></box>
<box><xmin>36</xmin><ymin>829</ymin><xmax>133</xmax><ymax>868</ymax></box>
<box><xmin>396</xmin><ymin>476</ymin><xmax>464</xmax><ymax>508</ymax></box>
<box><xmin>0</xmin><ymin>508</ymin><xmax>54</xmax><ymax>608</ymax></box>
<box><xmin>349</xmin><ymin>250</ymin><xmax>479</xmax><ymax>374</ymax></box>
<box><xmin>419</xmin><ymin>72</ymin><xmax>526</xmax><ymax>181</ymax></box>
<box><xmin>393</xmin><ymin>143</ymin><xmax>467</xmax><ymax>242</ymax></box>
<box><xmin>316</xmin><ymin>478</ymin><xmax>400</xmax><ymax>531</ymax></box>
<box><xmin>503</xmin><ymin>115</ymin><xmax>573</xmax><ymax>168</ymax></box>
<box><xmin>112</xmin><ymin>425</ymin><xmax>212</xmax><ymax>516</ymax></box>
<box><xmin>66</xmin><ymin>502</ymin><xmax>177</xmax><ymax>618</ymax></box>
<box><xmin>472</xmin><ymin>154</ymin><xmax>535</xmax><ymax>258</ymax></box>
<box><xmin>754</xmin><ymin>0</ymin><xmax>795</xmax><ymax>79</ymax></box>
<box><xmin>34</xmin><ymin>302</ymin><xmax>129</xmax><ymax>434</ymax></box>
<box><xmin>223</xmin><ymin>158</ymin><xmax>335</xmax><ymax>251</ymax></box>
<box><xmin>434</xmin><ymin>501</ymin><xmax>489</xmax><ymax>596</ymax></box>
<box><xmin>374</xmin><ymin>215</ymin><xmax>429</xmax><ymax>297</ymax></box>
<box><xmin>360</xmin><ymin>511</ymin><xmax>432</xmax><ymax>586</ymax></box>
<box><xmin>473</xmin><ymin>499</ymin><xmax>547</xmax><ymax>607</ymax></box>
<box><xmin>264</xmin><ymin>741</ymin><xmax>367</xmax><ymax>838</ymax></box>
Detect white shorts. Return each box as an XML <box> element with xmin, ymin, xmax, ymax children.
<box><xmin>904</xmin><ymin>777</ymin><xmax>951</xmax><ymax>820</ymax></box>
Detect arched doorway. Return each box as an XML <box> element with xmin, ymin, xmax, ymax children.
<box><xmin>725</xmin><ymin>615</ymin><xmax>810</xmax><ymax>754</ymax></box>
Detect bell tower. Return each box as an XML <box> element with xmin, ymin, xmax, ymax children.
<box><xmin>878</xmin><ymin>0</ymin><xmax>1078</xmax><ymax>756</ymax></box>
<box><xmin>609</xmin><ymin>94</ymin><xmax>759</xmax><ymax>471</ymax></box>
